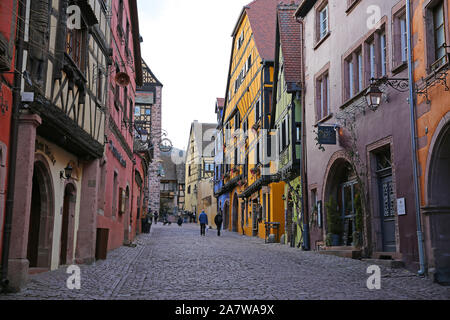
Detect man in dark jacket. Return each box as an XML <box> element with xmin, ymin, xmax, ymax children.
<box><xmin>214</xmin><ymin>213</ymin><xmax>223</xmax><ymax>237</ymax></box>
<box><xmin>199</xmin><ymin>210</ymin><xmax>208</xmax><ymax>236</ymax></box>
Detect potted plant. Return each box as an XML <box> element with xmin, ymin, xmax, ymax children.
<box><xmin>325</xmin><ymin>196</ymin><xmax>342</xmax><ymax>246</ymax></box>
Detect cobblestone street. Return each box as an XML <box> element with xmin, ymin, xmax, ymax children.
<box><xmin>1</xmin><ymin>223</ymin><xmax>449</xmax><ymax>300</ymax></box>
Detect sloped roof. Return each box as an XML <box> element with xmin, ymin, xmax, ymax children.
<box><xmin>277</xmin><ymin>2</ymin><xmax>302</xmax><ymax>86</ymax></box>
<box><xmin>140</xmin><ymin>59</ymin><xmax>163</xmax><ymax>89</ymax></box>
<box><xmin>245</xmin><ymin>0</ymin><xmax>279</xmax><ymax>61</ymax></box>
<box><xmin>295</xmin><ymin>0</ymin><xmax>317</xmax><ymax>18</ymax></box>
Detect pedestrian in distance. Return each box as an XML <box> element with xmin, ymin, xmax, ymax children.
<box><xmin>214</xmin><ymin>212</ymin><xmax>223</xmax><ymax>237</ymax></box>
<box><xmin>177</xmin><ymin>215</ymin><xmax>183</xmax><ymax>227</ymax></box>
<box><xmin>145</xmin><ymin>212</ymin><xmax>152</xmax><ymax>233</ymax></box>
<box><xmin>199</xmin><ymin>210</ymin><xmax>208</xmax><ymax>236</ymax></box>
<box><xmin>154</xmin><ymin>211</ymin><xmax>159</xmax><ymax>224</ymax></box>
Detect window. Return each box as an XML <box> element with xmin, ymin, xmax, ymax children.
<box><xmin>357</xmin><ymin>51</ymin><xmax>363</xmax><ymax>92</ymax></box>
<box><xmin>114</xmin><ymin>84</ymin><xmax>120</xmax><ymax>110</ymax></box>
<box><xmin>316</xmin><ymin>72</ymin><xmax>329</xmax><ymax>120</ymax></box>
<box><xmin>311</xmin><ymin>189</ymin><xmax>322</xmax><ymax>228</ymax></box>
<box><xmin>243</xmin><ymin>118</ymin><xmax>248</xmax><ymax>135</ymax></box>
<box><xmin>66</xmin><ymin>27</ymin><xmax>87</xmax><ymax>72</ymax></box>
<box><xmin>368</xmin><ymin>39</ymin><xmax>376</xmax><ymax>79</ymax></box>
<box><xmin>234</xmin><ymin>113</ymin><xmax>240</xmax><ymax>131</ymax></box>
<box><xmin>97</xmin><ymin>68</ymin><xmax>103</xmax><ymax>100</ymax></box>
<box><xmin>400</xmin><ymin>15</ymin><xmax>408</xmax><ymax>63</ymax></box>
<box><xmin>123</xmin><ymin>87</ymin><xmax>128</xmax><ymax>123</ymax></box>
<box><xmin>126</xmin><ymin>20</ymin><xmax>130</xmax><ymax>48</ymax></box>
<box><xmin>255</xmin><ymin>97</ymin><xmax>262</xmax><ymax>122</ymax></box>
<box><xmin>255</xmin><ymin>140</ymin><xmax>261</xmax><ymax>165</ymax></box>
<box><xmin>380</xmin><ymin>31</ymin><xmax>387</xmax><ymax>76</ymax></box>
<box><xmin>113</xmin><ymin>172</ymin><xmax>118</xmax><ymax>217</ymax></box>
<box><xmin>296</xmin><ymin>124</ymin><xmax>301</xmax><ymax>142</ymax></box>
<box><xmin>134</xmin><ymin>106</ymin><xmax>140</xmax><ymax>116</ymax></box>
<box><xmin>345</xmin><ymin>48</ymin><xmax>363</xmax><ymax>100</ymax></box>
<box><xmin>348</xmin><ymin>58</ymin><xmax>354</xmax><ymax>98</ymax></box>
<box><xmin>145</xmin><ymin>108</ymin><xmax>151</xmax><ymax>115</ymax></box>
<box><xmin>237</xmin><ymin>30</ymin><xmax>244</xmax><ymax>50</ymax></box>
<box><xmin>318</xmin><ymin>4</ymin><xmax>329</xmax><ymax>40</ymax></box>
<box><xmin>129</xmin><ymin>99</ymin><xmax>133</xmax><ymax>131</ymax></box>
<box><xmin>118</xmin><ymin>0</ymin><xmax>124</xmax><ymax>29</ymax></box>
<box><xmin>433</xmin><ymin>1</ymin><xmax>447</xmax><ymax>64</ymax></box>
<box><xmin>393</xmin><ymin>10</ymin><xmax>408</xmax><ymax>69</ymax></box>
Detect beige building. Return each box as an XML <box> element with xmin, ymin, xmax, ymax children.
<box><xmin>185</xmin><ymin>121</ymin><xmax>217</xmax><ymax>226</ymax></box>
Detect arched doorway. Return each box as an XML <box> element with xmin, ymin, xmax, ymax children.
<box><xmin>232</xmin><ymin>194</ymin><xmax>239</xmax><ymax>232</ymax></box>
<box><xmin>60</xmin><ymin>183</ymin><xmax>76</xmax><ymax>266</ymax></box>
<box><xmin>223</xmin><ymin>201</ymin><xmax>229</xmax><ymax>230</ymax></box>
<box><xmin>323</xmin><ymin>156</ymin><xmax>359</xmax><ymax>247</ymax></box>
<box><xmin>427</xmin><ymin>122</ymin><xmax>450</xmax><ymax>284</ymax></box>
<box><xmin>27</xmin><ymin>159</ymin><xmax>54</xmax><ymax>269</ymax></box>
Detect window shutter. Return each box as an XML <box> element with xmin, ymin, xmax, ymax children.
<box><xmin>119</xmin><ymin>187</ymin><xmax>125</xmax><ymax>214</ymax></box>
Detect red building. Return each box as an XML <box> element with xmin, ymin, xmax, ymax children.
<box><xmin>132</xmin><ymin>142</ymin><xmax>151</xmax><ymax>235</ymax></box>
<box><xmin>97</xmin><ymin>0</ymin><xmax>143</xmax><ymax>252</ymax></box>
<box><xmin>0</xmin><ymin>0</ymin><xmax>18</xmax><ymax>266</ymax></box>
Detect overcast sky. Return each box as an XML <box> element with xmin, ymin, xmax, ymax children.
<box><xmin>137</xmin><ymin>0</ymin><xmax>249</xmax><ymax>151</ymax></box>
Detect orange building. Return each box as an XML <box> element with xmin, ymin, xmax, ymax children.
<box><xmin>411</xmin><ymin>0</ymin><xmax>450</xmax><ymax>284</ymax></box>
<box><xmin>221</xmin><ymin>0</ymin><xmax>285</xmax><ymax>242</ymax></box>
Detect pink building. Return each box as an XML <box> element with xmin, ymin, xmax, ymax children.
<box><xmin>97</xmin><ymin>0</ymin><xmax>143</xmax><ymax>252</ymax></box>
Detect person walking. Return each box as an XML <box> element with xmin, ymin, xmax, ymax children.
<box><xmin>199</xmin><ymin>210</ymin><xmax>208</xmax><ymax>236</ymax></box>
<box><xmin>145</xmin><ymin>212</ymin><xmax>152</xmax><ymax>233</ymax></box>
<box><xmin>154</xmin><ymin>211</ymin><xmax>159</xmax><ymax>224</ymax></box>
<box><xmin>177</xmin><ymin>215</ymin><xmax>183</xmax><ymax>227</ymax></box>
<box><xmin>214</xmin><ymin>212</ymin><xmax>223</xmax><ymax>237</ymax></box>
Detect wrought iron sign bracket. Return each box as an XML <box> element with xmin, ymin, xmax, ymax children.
<box><xmin>370</xmin><ymin>77</ymin><xmax>410</xmax><ymax>92</ymax></box>
<box><xmin>415</xmin><ymin>67</ymin><xmax>449</xmax><ymax>104</ymax></box>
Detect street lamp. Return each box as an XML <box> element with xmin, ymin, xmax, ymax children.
<box><xmin>60</xmin><ymin>165</ymin><xmax>73</xmax><ymax>180</ymax></box>
<box><xmin>365</xmin><ymin>82</ymin><xmax>383</xmax><ymax>111</ymax></box>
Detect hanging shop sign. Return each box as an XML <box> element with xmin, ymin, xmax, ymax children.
<box><xmin>317</xmin><ymin>125</ymin><xmax>337</xmax><ymax>145</ymax></box>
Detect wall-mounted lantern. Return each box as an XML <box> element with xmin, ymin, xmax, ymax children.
<box><xmin>60</xmin><ymin>165</ymin><xmax>73</xmax><ymax>180</ymax></box>
<box><xmin>365</xmin><ymin>82</ymin><xmax>383</xmax><ymax>111</ymax></box>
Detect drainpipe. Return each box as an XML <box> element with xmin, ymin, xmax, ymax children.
<box><xmin>1</xmin><ymin>0</ymin><xmax>25</xmax><ymax>292</ymax></box>
<box><xmin>298</xmin><ymin>20</ymin><xmax>310</xmax><ymax>251</ymax></box>
<box><xmin>406</xmin><ymin>0</ymin><xmax>427</xmax><ymax>276</ymax></box>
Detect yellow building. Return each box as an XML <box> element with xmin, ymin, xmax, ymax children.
<box><xmin>185</xmin><ymin>121</ymin><xmax>217</xmax><ymax>225</ymax></box>
<box><xmin>222</xmin><ymin>0</ymin><xmax>285</xmax><ymax>242</ymax></box>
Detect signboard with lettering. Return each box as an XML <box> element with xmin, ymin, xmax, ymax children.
<box><xmin>135</xmin><ymin>92</ymin><xmax>154</xmax><ymax>105</ymax></box>
<box><xmin>397</xmin><ymin>198</ymin><xmax>407</xmax><ymax>216</ymax></box>
<box><xmin>317</xmin><ymin>126</ymin><xmax>337</xmax><ymax>145</ymax></box>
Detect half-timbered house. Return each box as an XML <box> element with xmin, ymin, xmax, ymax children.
<box><xmin>6</xmin><ymin>0</ymin><xmax>113</xmax><ymax>292</ymax></box>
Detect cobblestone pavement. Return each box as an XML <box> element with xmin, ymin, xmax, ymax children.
<box><xmin>1</xmin><ymin>223</ymin><xmax>450</xmax><ymax>300</ymax></box>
